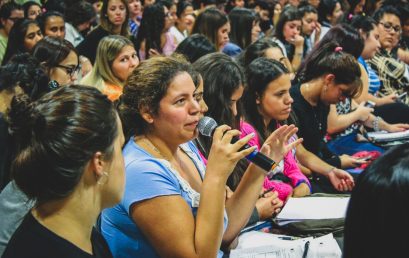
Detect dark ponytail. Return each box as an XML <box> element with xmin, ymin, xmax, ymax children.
<box><xmin>296</xmin><ymin>41</ymin><xmax>362</xmax><ymax>97</ymax></box>
<box><xmin>9</xmin><ymin>85</ymin><xmax>118</xmax><ymax>204</ymax></box>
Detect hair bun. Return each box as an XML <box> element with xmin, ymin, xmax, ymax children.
<box><xmin>8</xmin><ymin>94</ymin><xmax>45</xmax><ymax>140</ymax></box>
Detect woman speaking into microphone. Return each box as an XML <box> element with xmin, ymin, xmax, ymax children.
<box><xmin>101</xmin><ymin>55</ymin><xmax>302</xmax><ymax>258</ymax></box>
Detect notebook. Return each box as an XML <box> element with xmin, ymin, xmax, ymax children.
<box><xmin>366</xmin><ymin>130</ymin><xmax>409</xmax><ymax>142</ymax></box>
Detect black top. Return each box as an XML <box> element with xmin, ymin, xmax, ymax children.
<box><xmin>2</xmin><ymin>212</ymin><xmax>113</xmax><ymax>258</ymax></box>
<box><xmin>290</xmin><ymin>83</ymin><xmax>341</xmax><ymax>168</ymax></box>
<box><xmin>76</xmin><ymin>26</ymin><xmax>110</xmax><ymax>64</ymax></box>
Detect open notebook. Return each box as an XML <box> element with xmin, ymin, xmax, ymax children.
<box><xmin>367</xmin><ymin>130</ymin><xmax>409</xmax><ymax>142</ymax></box>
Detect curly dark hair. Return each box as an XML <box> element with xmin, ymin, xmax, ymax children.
<box><xmin>135</xmin><ymin>2</ymin><xmax>165</xmax><ymax>59</ymax></box>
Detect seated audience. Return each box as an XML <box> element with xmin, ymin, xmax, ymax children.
<box><xmin>175</xmin><ymin>34</ymin><xmax>216</xmax><ymax>63</ymax></box>
<box><xmin>32</xmin><ymin>36</ymin><xmax>80</xmax><ymax>87</ymax></box>
<box><xmin>193</xmin><ymin>53</ymin><xmax>283</xmax><ymax>223</ymax></box>
<box><xmin>242</xmin><ymin>57</ymin><xmax>311</xmax><ymax>199</ymax></box>
<box><xmin>0</xmin><ymin>2</ymin><xmax>24</xmax><ymax>64</ymax></box>
<box><xmin>223</xmin><ymin>7</ymin><xmax>260</xmax><ymax>56</ymax></box>
<box><xmin>64</xmin><ymin>1</ymin><xmax>96</xmax><ymax>47</ymax></box>
<box><xmin>22</xmin><ymin>1</ymin><xmax>42</xmax><ymax>20</ymax></box>
<box><xmin>36</xmin><ymin>11</ymin><xmax>65</xmax><ymax>39</ymax></box>
<box><xmin>344</xmin><ymin>143</ymin><xmax>409</xmax><ymax>258</ymax></box>
<box><xmin>367</xmin><ymin>6</ymin><xmax>409</xmax><ymax>104</ymax></box>
<box><xmin>2</xmin><ymin>18</ymin><xmax>43</xmax><ymax>65</ymax></box>
<box><xmin>135</xmin><ymin>2</ymin><xmax>176</xmax><ymax>60</ymax></box>
<box><xmin>2</xmin><ymin>85</ymin><xmax>125</xmax><ymax>258</ymax></box>
<box><xmin>272</xmin><ymin>7</ymin><xmax>305</xmax><ymax>71</ymax></box>
<box><xmin>77</xmin><ymin>0</ymin><xmax>130</xmax><ymax>64</ymax></box>
<box><xmin>81</xmin><ymin>35</ymin><xmax>139</xmax><ymax>101</ymax></box>
<box><xmin>169</xmin><ymin>1</ymin><xmax>194</xmax><ymax>45</ymax></box>
<box><xmin>192</xmin><ymin>7</ymin><xmax>230</xmax><ymax>52</ymax></box>
<box><xmin>101</xmin><ymin>55</ymin><xmax>300</xmax><ymax>257</ymax></box>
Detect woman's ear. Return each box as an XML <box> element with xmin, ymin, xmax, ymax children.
<box><xmin>358</xmin><ymin>28</ymin><xmax>366</xmax><ymax>39</ymax></box>
<box><xmin>140</xmin><ymin>105</ymin><xmax>154</xmax><ymax>124</ymax></box>
<box><xmin>91</xmin><ymin>151</ymin><xmax>106</xmax><ymax>177</ymax></box>
<box><xmin>324</xmin><ymin>74</ymin><xmax>335</xmax><ymax>87</ymax></box>
<box><xmin>255</xmin><ymin>92</ymin><xmax>261</xmax><ymax>104</ymax></box>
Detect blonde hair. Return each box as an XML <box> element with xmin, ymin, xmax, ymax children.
<box><xmin>81</xmin><ymin>35</ymin><xmax>134</xmax><ymax>92</ymax></box>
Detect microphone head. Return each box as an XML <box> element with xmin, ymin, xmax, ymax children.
<box><xmin>198</xmin><ymin>116</ymin><xmax>218</xmax><ymax>137</ymax></box>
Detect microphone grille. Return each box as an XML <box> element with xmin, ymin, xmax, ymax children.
<box><xmin>198</xmin><ymin>116</ymin><xmax>217</xmax><ymax>137</ymax></box>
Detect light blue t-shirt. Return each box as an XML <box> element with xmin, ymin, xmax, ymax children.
<box><xmin>101</xmin><ymin>139</ymin><xmax>228</xmax><ymax>258</ymax></box>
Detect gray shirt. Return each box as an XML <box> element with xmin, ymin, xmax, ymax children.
<box><xmin>0</xmin><ymin>181</ymin><xmax>34</xmax><ymax>256</ymax></box>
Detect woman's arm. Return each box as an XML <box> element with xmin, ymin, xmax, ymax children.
<box><xmin>223</xmin><ymin>125</ymin><xmax>302</xmax><ymax>247</ymax></box>
<box><xmin>291</xmin><ymin>35</ymin><xmax>304</xmax><ymax>71</ymax></box>
<box><xmin>327</xmin><ymin>101</ymin><xmax>373</xmax><ymax>135</ymax></box>
<box><xmin>130</xmin><ymin>127</ymin><xmax>257</xmax><ymax>258</ymax></box>
<box><xmin>295</xmin><ymin>144</ymin><xmax>354</xmax><ymax>191</ymax></box>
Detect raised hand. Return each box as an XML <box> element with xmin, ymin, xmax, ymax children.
<box><xmin>261</xmin><ymin>125</ymin><xmax>303</xmax><ymax>164</ymax></box>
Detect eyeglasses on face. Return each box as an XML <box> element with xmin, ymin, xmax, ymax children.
<box><xmin>7</xmin><ymin>17</ymin><xmax>21</xmax><ymax>22</ymax></box>
<box><xmin>379</xmin><ymin>22</ymin><xmax>401</xmax><ymax>33</ymax></box>
<box><xmin>55</xmin><ymin>64</ymin><xmax>82</xmax><ymax>77</ymax></box>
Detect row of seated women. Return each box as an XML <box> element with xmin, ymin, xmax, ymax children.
<box><xmin>0</xmin><ymin>43</ymin><xmax>408</xmax><ymax>257</ymax></box>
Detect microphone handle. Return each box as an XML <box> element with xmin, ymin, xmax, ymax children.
<box><xmin>232</xmin><ymin>136</ymin><xmax>277</xmax><ymax>173</ymax></box>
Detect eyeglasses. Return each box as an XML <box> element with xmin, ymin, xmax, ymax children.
<box><xmin>379</xmin><ymin>22</ymin><xmax>401</xmax><ymax>33</ymax></box>
<box><xmin>7</xmin><ymin>17</ymin><xmax>21</xmax><ymax>22</ymax></box>
<box><xmin>55</xmin><ymin>64</ymin><xmax>81</xmax><ymax>77</ymax></box>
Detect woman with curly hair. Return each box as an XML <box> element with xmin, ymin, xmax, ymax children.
<box><xmin>135</xmin><ymin>2</ymin><xmax>176</xmax><ymax>60</ymax></box>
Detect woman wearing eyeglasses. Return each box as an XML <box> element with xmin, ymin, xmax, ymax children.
<box><xmin>135</xmin><ymin>2</ymin><xmax>176</xmax><ymax>60</ymax></box>
<box><xmin>32</xmin><ymin>36</ymin><xmax>81</xmax><ymax>87</ymax></box>
<box><xmin>81</xmin><ymin>35</ymin><xmax>139</xmax><ymax>101</ymax></box>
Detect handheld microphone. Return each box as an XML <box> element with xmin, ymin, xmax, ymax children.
<box><xmin>198</xmin><ymin>116</ymin><xmax>277</xmax><ymax>173</ymax></box>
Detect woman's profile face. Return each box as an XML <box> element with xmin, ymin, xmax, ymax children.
<box><xmin>361</xmin><ymin>26</ymin><xmax>380</xmax><ymax>59</ymax></box>
<box><xmin>49</xmin><ymin>50</ymin><xmax>80</xmax><ymax>86</ymax></box>
<box><xmin>257</xmin><ymin>73</ymin><xmax>293</xmax><ymax>121</ymax></box>
<box><xmin>217</xmin><ymin>22</ymin><xmax>230</xmax><ymax>50</ymax></box>
<box><xmin>230</xmin><ymin>86</ymin><xmax>244</xmax><ymax>116</ymax></box>
<box><xmin>111</xmin><ymin>45</ymin><xmax>139</xmax><ymax>82</ymax></box>
<box><xmin>24</xmin><ymin>24</ymin><xmax>43</xmax><ymax>51</ymax></box>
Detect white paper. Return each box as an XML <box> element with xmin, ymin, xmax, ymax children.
<box><xmin>367</xmin><ymin>130</ymin><xmax>409</xmax><ymax>142</ymax></box>
<box><xmin>275</xmin><ymin>197</ymin><xmax>350</xmax><ymax>224</ymax></box>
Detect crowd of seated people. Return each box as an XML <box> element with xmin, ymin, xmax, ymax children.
<box><xmin>0</xmin><ymin>0</ymin><xmax>409</xmax><ymax>257</ymax></box>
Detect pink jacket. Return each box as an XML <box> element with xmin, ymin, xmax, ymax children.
<box><xmin>240</xmin><ymin>121</ymin><xmax>311</xmax><ymax>201</ymax></box>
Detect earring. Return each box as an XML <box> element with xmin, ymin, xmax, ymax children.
<box><xmin>324</xmin><ymin>85</ymin><xmax>328</xmax><ymax>92</ymax></box>
<box><xmin>97</xmin><ymin>171</ymin><xmax>109</xmax><ymax>185</ymax></box>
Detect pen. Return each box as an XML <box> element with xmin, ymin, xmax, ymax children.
<box><xmin>259</xmin><ymin>187</ymin><xmax>275</xmax><ymax>198</ymax></box>
<box><xmin>302</xmin><ymin>241</ymin><xmax>310</xmax><ymax>258</ymax></box>
<box><xmin>278</xmin><ymin>236</ymin><xmax>299</xmax><ymax>240</ymax></box>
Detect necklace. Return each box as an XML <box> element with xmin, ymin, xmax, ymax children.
<box><xmin>143</xmin><ymin>136</ymin><xmax>170</xmax><ymax>161</ymax></box>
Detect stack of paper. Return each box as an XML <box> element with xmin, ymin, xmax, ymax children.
<box><xmin>367</xmin><ymin>130</ymin><xmax>409</xmax><ymax>142</ymax></box>
<box><xmin>231</xmin><ymin>232</ymin><xmax>341</xmax><ymax>258</ymax></box>
<box><xmin>275</xmin><ymin>197</ymin><xmax>350</xmax><ymax>226</ymax></box>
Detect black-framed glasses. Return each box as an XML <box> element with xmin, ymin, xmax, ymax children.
<box><xmin>55</xmin><ymin>64</ymin><xmax>81</xmax><ymax>77</ymax></box>
<box><xmin>7</xmin><ymin>17</ymin><xmax>21</xmax><ymax>22</ymax></box>
<box><xmin>379</xmin><ymin>22</ymin><xmax>401</xmax><ymax>33</ymax></box>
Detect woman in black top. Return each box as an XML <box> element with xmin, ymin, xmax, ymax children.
<box><xmin>2</xmin><ymin>85</ymin><xmax>125</xmax><ymax>258</ymax></box>
<box><xmin>290</xmin><ymin>42</ymin><xmax>362</xmax><ymax>192</ymax></box>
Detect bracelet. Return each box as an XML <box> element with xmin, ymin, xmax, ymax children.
<box><xmin>373</xmin><ymin>116</ymin><xmax>382</xmax><ymax>131</ymax></box>
<box><xmin>327</xmin><ymin>167</ymin><xmax>336</xmax><ymax>174</ymax></box>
